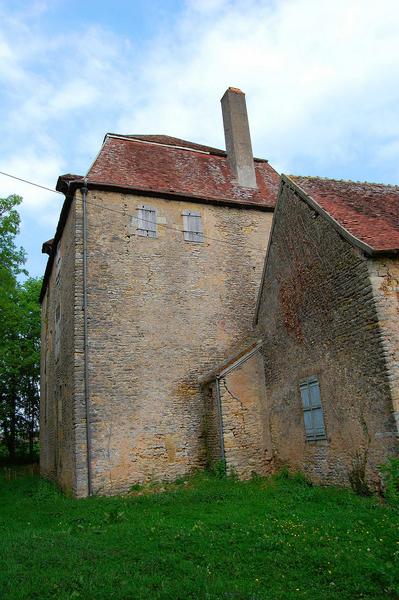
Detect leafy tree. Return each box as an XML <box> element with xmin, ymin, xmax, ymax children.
<box><xmin>0</xmin><ymin>195</ymin><xmax>41</xmax><ymax>461</ymax></box>
<box><xmin>0</xmin><ymin>194</ymin><xmax>26</xmax><ymax>275</ymax></box>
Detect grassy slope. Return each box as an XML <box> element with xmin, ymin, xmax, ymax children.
<box><xmin>0</xmin><ymin>472</ymin><xmax>398</xmax><ymax>600</ymax></box>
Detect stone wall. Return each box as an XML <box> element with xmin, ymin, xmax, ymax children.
<box><xmin>369</xmin><ymin>258</ymin><xmax>399</xmax><ymax>437</ymax></box>
<box><xmin>82</xmin><ymin>190</ymin><xmax>272</xmax><ymax>495</ymax></box>
<box><xmin>204</xmin><ymin>350</ymin><xmax>273</xmax><ymax>478</ymax></box>
<box><xmin>40</xmin><ymin>196</ymin><xmax>78</xmax><ymax>494</ymax></box>
<box><xmin>256</xmin><ymin>182</ymin><xmax>399</xmax><ymax>487</ymax></box>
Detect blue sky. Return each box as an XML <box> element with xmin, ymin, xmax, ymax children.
<box><xmin>1</xmin><ymin>0</ymin><xmax>399</xmax><ymax>277</ymax></box>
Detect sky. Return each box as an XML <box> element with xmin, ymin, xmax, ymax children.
<box><xmin>1</xmin><ymin>0</ymin><xmax>399</xmax><ymax>277</ymax></box>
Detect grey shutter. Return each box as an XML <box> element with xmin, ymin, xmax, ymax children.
<box><xmin>300</xmin><ymin>384</ymin><xmax>311</xmax><ymax>409</ymax></box>
<box><xmin>137</xmin><ymin>205</ymin><xmax>157</xmax><ymax>238</ymax></box>
<box><xmin>300</xmin><ymin>378</ymin><xmax>326</xmax><ymax>441</ymax></box>
<box><xmin>182</xmin><ymin>210</ymin><xmax>204</xmax><ymax>242</ymax></box>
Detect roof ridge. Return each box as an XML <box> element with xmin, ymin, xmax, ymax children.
<box><xmin>105</xmin><ymin>133</ymin><xmax>269</xmax><ymax>163</ymax></box>
<box><xmin>105</xmin><ymin>133</ymin><xmax>226</xmax><ymax>156</ymax></box>
<box><xmin>289</xmin><ymin>174</ymin><xmax>399</xmax><ymax>189</ymax></box>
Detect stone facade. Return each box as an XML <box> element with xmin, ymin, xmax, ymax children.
<box><xmin>368</xmin><ymin>258</ymin><xmax>399</xmax><ymax>436</ymax></box>
<box><xmin>204</xmin><ymin>348</ymin><xmax>273</xmax><ymax>478</ymax></box>
<box><xmin>41</xmin><ymin>187</ymin><xmax>272</xmax><ymax>496</ymax></box>
<box><xmin>256</xmin><ymin>181</ymin><xmax>399</xmax><ymax>487</ymax></box>
<box><xmin>40</xmin><ymin>194</ymin><xmax>82</xmax><ymax>494</ymax></box>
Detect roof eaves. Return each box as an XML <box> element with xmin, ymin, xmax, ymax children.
<box><xmin>74</xmin><ymin>179</ymin><xmax>275</xmax><ymax>210</ymax></box>
<box><xmin>253</xmin><ymin>174</ymin><xmax>399</xmax><ymax>325</ymax></box>
<box><xmin>40</xmin><ymin>178</ymin><xmax>83</xmax><ymax>303</ymax></box>
<box><xmin>200</xmin><ymin>341</ymin><xmax>263</xmax><ymax>384</ymax></box>
<box><xmin>253</xmin><ymin>176</ymin><xmax>285</xmax><ymax>325</ymax></box>
<box><xmin>41</xmin><ymin>176</ymin><xmax>274</xmax><ymax>303</ymax></box>
<box><xmin>282</xmin><ymin>174</ymin><xmax>379</xmax><ymax>257</ymax></box>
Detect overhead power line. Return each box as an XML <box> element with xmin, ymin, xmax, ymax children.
<box><xmin>0</xmin><ymin>170</ymin><xmax>64</xmax><ymax>195</ymax></box>
<box><xmin>0</xmin><ymin>169</ymin><xmax>267</xmax><ymax>253</ymax></box>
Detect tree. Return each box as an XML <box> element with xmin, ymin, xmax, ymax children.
<box><xmin>0</xmin><ymin>195</ymin><xmax>41</xmax><ymax>461</ymax></box>
<box><xmin>16</xmin><ymin>278</ymin><xmax>41</xmax><ymax>457</ymax></box>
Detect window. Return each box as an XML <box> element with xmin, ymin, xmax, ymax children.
<box><xmin>299</xmin><ymin>377</ymin><xmax>326</xmax><ymax>441</ymax></box>
<box><xmin>182</xmin><ymin>210</ymin><xmax>204</xmax><ymax>243</ymax></box>
<box><xmin>55</xmin><ymin>240</ymin><xmax>61</xmax><ymax>286</ymax></box>
<box><xmin>55</xmin><ymin>303</ymin><xmax>61</xmax><ymax>361</ymax></box>
<box><xmin>136</xmin><ymin>205</ymin><xmax>157</xmax><ymax>238</ymax></box>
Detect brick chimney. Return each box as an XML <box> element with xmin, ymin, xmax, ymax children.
<box><xmin>221</xmin><ymin>87</ymin><xmax>257</xmax><ymax>189</ymax></box>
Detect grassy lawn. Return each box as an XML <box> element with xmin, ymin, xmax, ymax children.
<box><xmin>0</xmin><ymin>471</ymin><xmax>398</xmax><ymax>599</ymax></box>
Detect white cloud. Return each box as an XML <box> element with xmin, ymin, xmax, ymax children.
<box><xmin>0</xmin><ymin>154</ymin><xmax>64</xmax><ymax>239</ymax></box>
<box><xmin>2</xmin><ymin>0</ymin><xmax>399</xmax><ymax>275</ymax></box>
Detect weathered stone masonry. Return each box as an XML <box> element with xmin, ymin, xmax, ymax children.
<box><xmin>203</xmin><ymin>348</ymin><xmax>273</xmax><ymax>479</ymax></box>
<box><xmin>256</xmin><ymin>181</ymin><xmax>399</xmax><ymax>486</ymax></box>
<box><xmin>40</xmin><ymin>195</ymin><xmax>79</xmax><ymax>493</ymax></box>
<box><xmin>83</xmin><ymin>190</ymin><xmax>272</xmax><ymax>495</ymax></box>
<box><xmin>41</xmin><ymin>186</ymin><xmax>273</xmax><ymax>496</ymax></box>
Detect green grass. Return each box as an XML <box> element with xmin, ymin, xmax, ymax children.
<box><xmin>0</xmin><ymin>471</ymin><xmax>398</xmax><ymax>599</ymax></box>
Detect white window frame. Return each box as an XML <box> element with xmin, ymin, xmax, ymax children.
<box><xmin>136</xmin><ymin>205</ymin><xmax>157</xmax><ymax>238</ymax></box>
<box><xmin>299</xmin><ymin>377</ymin><xmax>326</xmax><ymax>441</ymax></box>
<box><xmin>182</xmin><ymin>210</ymin><xmax>204</xmax><ymax>243</ymax></box>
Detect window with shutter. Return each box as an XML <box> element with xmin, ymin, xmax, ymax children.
<box><xmin>136</xmin><ymin>205</ymin><xmax>157</xmax><ymax>238</ymax></box>
<box><xmin>182</xmin><ymin>210</ymin><xmax>204</xmax><ymax>242</ymax></box>
<box><xmin>299</xmin><ymin>378</ymin><xmax>326</xmax><ymax>441</ymax></box>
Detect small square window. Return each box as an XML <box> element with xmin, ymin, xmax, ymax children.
<box><xmin>182</xmin><ymin>210</ymin><xmax>204</xmax><ymax>243</ymax></box>
<box><xmin>137</xmin><ymin>206</ymin><xmax>157</xmax><ymax>238</ymax></box>
<box><xmin>299</xmin><ymin>377</ymin><xmax>326</xmax><ymax>441</ymax></box>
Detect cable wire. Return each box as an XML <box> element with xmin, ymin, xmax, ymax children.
<box><xmin>0</xmin><ymin>169</ymin><xmax>268</xmax><ymax>253</ymax></box>
<box><xmin>0</xmin><ymin>170</ymin><xmax>64</xmax><ymax>195</ymax></box>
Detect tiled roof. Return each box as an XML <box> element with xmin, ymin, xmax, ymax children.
<box><xmin>111</xmin><ymin>134</ymin><xmax>228</xmax><ymax>156</ymax></box>
<box><xmin>84</xmin><ymin>134</ymin><xmax>279</xmax><ymax>208</ymax></box>
<box><xmin>290</xmin><ymin>176</ymin><xmax>399</xmax><ymax>253</ymax></box>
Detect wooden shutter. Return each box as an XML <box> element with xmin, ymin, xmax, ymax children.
<box><xmin>137</xmin><ymin>205</ymin><xmax>157</xmax><ymax>238</ymax></box>
<box><xmin>300</xmin><ymin>378</ymin><xmax>326</xmax><ymax>441</ymax></box>
<box><xmin>182</xmin><ymin>210</ymin><xmax>204</xmax><ymax>242</ymax></box>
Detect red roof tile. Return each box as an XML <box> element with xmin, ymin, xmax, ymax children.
<box><xmin>110</xmin><ymin>134</ymin><xmax>228</xmax><ymax>156</ymax></box>
<box><xmin>86</xmin><ymin>134</ymin><xmax>279</xmax><ymax>208</ymax></box>
<box><xmin>290</xmin><ymin>176</ymin><xmax>399</xmax><ymax>253</ymax></box>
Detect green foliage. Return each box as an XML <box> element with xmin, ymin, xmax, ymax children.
<box><xmin>207</xmin><ymin>459</ymin><xmax>227</xmax><ymax>478</ymax></box>
<box><xmin>348</xmin><ymin>451</ymin><xmax>372</xmax><ymax>497</ymax></box>
<box><xmin>0</xmin><ymin>195</ymin><xmax>41</xmax><ymax>461</ymax></box>
<box><xmin>275</xmin><ymin>465</ymin><xmax>290</xmax><ymax>480</ymax></box>
<box><xmin>380</xmin><ymin>458</ymin><xmax>399</xmax><ymax>506</ymax></box>
<box><xmin>274</xmin><ymin>466</ymin><xmax>312</xmax><ymax>486</ymax></box>
<box><xmin>0</xmin><ymin>194</ymin><xmax>26</xmax><ymax>277</ymax></box>
<box><xmin>0</xmin><ymin>472</ymin><xmax>398</xmax><ymax>599</ymax></box>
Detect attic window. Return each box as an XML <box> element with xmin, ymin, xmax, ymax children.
<box><xmin>299</xmin><ymin>377</ymin><xmax>326</xmax><ymax>441</ymax></box>
<box><xmin>137</xmin><ymin>205</ymin><xmax>157</xmax><ymax>238</ymax></box>
<box><xmin>182</xmin><ymin>210</ymin><xmax>204</xmax><ymax>243</ymax></box>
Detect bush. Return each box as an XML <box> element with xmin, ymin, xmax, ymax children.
<box><xmin>348</xmin><ymin>451</ymin><xmax>372</xmax><ymax>497</ymax></box>
<box><xmin>274</xmin><ymin>466</ymin><xmax>312</xmax><ymax>486</ymax></box>
<box><xmin>208</xmin><ymin>460</ymin><xmax>226</xmax><ymax>478</ymax></box>
<box><xmin>380</xmin><ymin>457</ymin><xmax>399</xmax><ymax>506</ymax></box>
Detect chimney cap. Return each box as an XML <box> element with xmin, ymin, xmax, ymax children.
<box><xmin>221</xmin><ymin>87</ymin><xmax>244</xmax><ymax>100</ymax></box>
<box><xmin>228</xmin><ymin>86</ymin><xmax>243</xmax><ymax>94</ymax></box>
